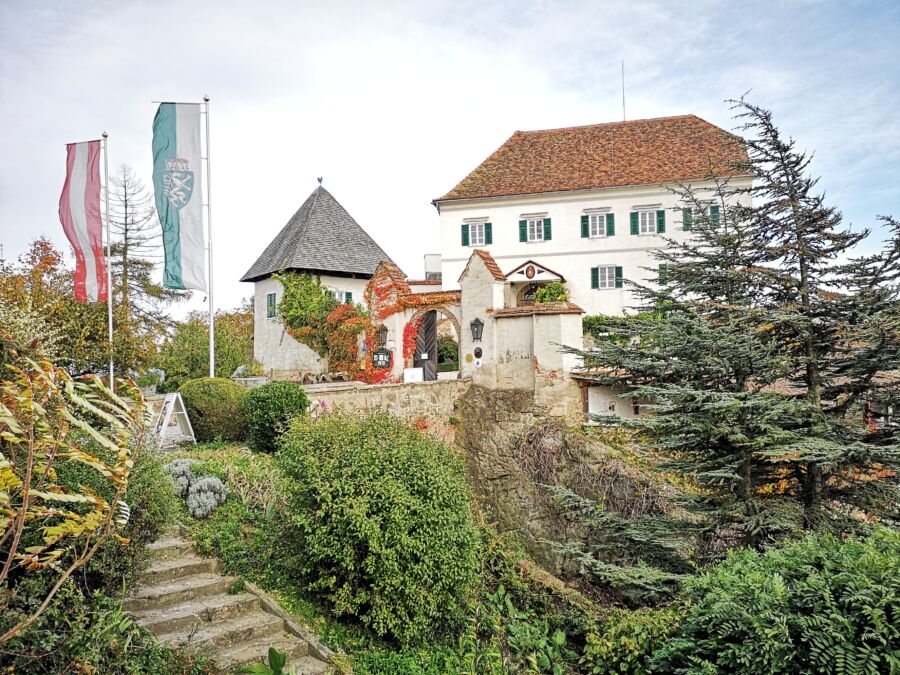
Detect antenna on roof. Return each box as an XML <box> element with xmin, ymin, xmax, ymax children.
<box><xmin>621</xmin><ymin>60</ymin><xmax>626</xmax><ymax>121</ymax></box>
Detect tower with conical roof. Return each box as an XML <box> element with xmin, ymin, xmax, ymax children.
<box><xmin>241</xmin><ymin>184</ymin><xmax>396</xmax><ymax>378</ymax></box>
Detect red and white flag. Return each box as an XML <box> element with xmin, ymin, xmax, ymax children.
<box><xmin>59</xmin><ymin>140</ymin><xmax>108</xmax><ymax>302</ymax></box>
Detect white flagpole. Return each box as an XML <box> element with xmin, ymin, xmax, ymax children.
<box><xmin>203</xmin><ymin>96</ymin><xmax>215</xmax><ymax>378</ymax></box>
<box><xmin>102</xmin><ymin>131</ymin><xmax>114</xmax><ymax>392</ymax></box>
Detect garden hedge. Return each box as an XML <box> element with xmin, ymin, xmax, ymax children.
<box><xmin>178</xmin><ymin>377</ymin><xmax>247</xmax><ymax>442</ymax></box>
<box><xmin>244</xmin><ymin>381</ymin><xmax>310</xmax><ymax>453</ymax></box>
<box><xmin>276</xmin><ymin>412</ymin><xmax>481</xmax><ymax>644</ymax></box>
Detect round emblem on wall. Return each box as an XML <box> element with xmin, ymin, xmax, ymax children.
<box><xmin>465</xmin><ymin>353</ymin><xmax>474</xmax><ymax>363</ymax></box>
<box><xmin>474</xmin><ymin>358</ymin><xmax>482</xmax><ymax>368</ymax></box>
<box><xmin>525</xmin><ymin>265</ymin><xmax>536</xmax><ymax>279</ymax></box>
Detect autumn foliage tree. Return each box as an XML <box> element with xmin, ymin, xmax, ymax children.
<box><xmin>0</xmin><ymin>238</ymin><xmax>153</xmax><ymax>376</ymax></box>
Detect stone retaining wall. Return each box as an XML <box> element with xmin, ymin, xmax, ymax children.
<box><xmin>302</xmin><ymin>378</ymin><xmax>471</xmax><ymax>443</ymax></box>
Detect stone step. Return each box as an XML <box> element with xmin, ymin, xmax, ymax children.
<box><xmin>132</xmin><ymin>592</ymin><xmax>260</xmax><ymax>636</ymax></box>
<box><xmin>219</xmin><ymin>634</ymin><xmax>324</xmax><ymax>672</ymax></box>
<box><xmin>124</xmin><ymin>573</ymin><xmax>234</xmax><ymax>613</ymax></box>
<box><xmin>156</xmin><ymin>610</ymin><xmax>285</xmax><ymax>652</ymax></box>
<box><xmin>139</xmin><ymin>555</ymin><xmax>219</xmax><ymax>585</ymax></box>
<box><xmin>147</xmin><ymin>536</ymin><xmax>195</xmax><ymax>562</ymax></box>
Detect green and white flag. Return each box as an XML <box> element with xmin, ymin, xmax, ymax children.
<box><xmin>152</xmin><ymin>103</ymin><xmax>206</xmax><ymax>291</ymax></box>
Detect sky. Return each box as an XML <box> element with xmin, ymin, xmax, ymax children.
<box><xmin>1</xmin><ymin>0</ymin><xmax>898</xmax><ymax>317</ymax></box>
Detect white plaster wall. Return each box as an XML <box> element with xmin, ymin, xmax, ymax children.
<box><xmin>252</xmin><ymin>275</ymin><xmax>370</xmax><ymax>375</ymax></box>
<box><xmin>438</xmin><ymin>179</ymin><xmax>752</xmax><ymax>316</ymax></box>
<box><xmin>459</xmin><ymin>259</ymin><xmax>507</xmax><ymax>385</ymax></box>
<box><xmin>494</xmin><ymin>316</ymin><xmax>535</xmax><ymax>390</ymax></box>
<box><xmin>587</xmin><ymin>385</ymin><xmax>642</xmax><ymax>420</ymax></box>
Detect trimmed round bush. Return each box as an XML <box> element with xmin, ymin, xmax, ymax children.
<box><xmin>178</xmin><ymin>377</ymin><xmax>246</xmax><ymax>442</ymax></box>
<box><xmin>244</xmin><ymin>381</ymin><xmax>310</xmax><ymax>453</ymax></box>
<box><xmin>186</xmin><ymin>476</ymin><xmax>227</xmax><ymax>519</ymax></box>
<box><xmin>652</xmin><ymin>528</ymin><xmax>900</xmax><ymax>674</ymax></box>
<box><xmin>276</xmin><ymin>412</ymin><xmax>481</xmax><ymax>644</ymax></box>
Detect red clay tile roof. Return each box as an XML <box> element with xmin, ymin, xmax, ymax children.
<box><xmin>406</xmin><ymin>279</ymin><xmax>443</xmax><ymax>285</ymax></box>
<box><xmin>436</xmin><ymin>115</ymin><xmax>750</xmax><ymax>202</ymax></box>
<box><xmin>459</xmin><ymin>249</ymin><xmax>507</xmax><ymax>283</ymax></box>
<box><xmin>494</xmin><ymin>302</ymin><xmax>584</xmax><ymax>318</ymax></box>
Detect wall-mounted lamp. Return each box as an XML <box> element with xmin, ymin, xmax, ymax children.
<box><xmin>470</xmin><ymin>318</ymin><xmax>484</xmax><ymax>341</ymax></box>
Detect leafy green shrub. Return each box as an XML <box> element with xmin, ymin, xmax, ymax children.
<box><xmin>535</xmin><ymin>281</ymin><xmax>570</xmax><ymax>304</ymax></box>
<box><xmin>277</xmin><ymin>413</ymin><xmax>481</xmax><ymax>644</ymax></box>
<box><xmin>178</xmin><ymin>377</ymin><xmax>247</xmax><ymax>442</ymax></box>
<box><xmin>581</xmin><ymin>606</ymin><xmax>684</xmax><ymax>674</ymax></box>
<box><xmin>653</xmin><ymin>528</ymin><xmax>900</xmax><ymax>674</ymax></box>
<box><xmin>244</xmin><ymin>381</ymin><xmax>310</xmax><ymax>453</ymax></box>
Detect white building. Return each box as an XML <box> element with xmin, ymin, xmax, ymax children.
<box><xmin>433</xmin><ymin>115</ymin><xmax>751</xmax><ymax>316</ymax></box>
<box><xmin>240</xmin><ymin>185</ymin><xmax>395</xmax><ymax>377</ymax></box>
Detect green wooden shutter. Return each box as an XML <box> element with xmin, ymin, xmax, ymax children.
<box><xmin>484</xmin><ymin>222</ymin><xmax>493</xmax><ymax>245</ymax></box>
<box><xmin>659</xmin><ymin>264</ymin><xmax>668</xmax><ymax>286</ymax></box>
<box><xmin>581</xmin><ymin>215</ymin><xmax>589</xmax><ymax>238</ymax></box>
<box><xmin>630</xmin><ymin>212</ymin><xmax>639</xmax><ymax>235</ymax></box>
<box><xmin>591</xmin><ymin>267</ymin><xmax>599</xmax><ymax>289</ymax></box>
<box><xmin>543</xmin><ymin>218</ymin><xmax>552</xmax><ymax>240</ymax></box>
<box><xmin>461</xmin><ymin>223</ymin><xmax>469</xmax><ymax>246</ymax></box>
<box><xmin>682</xmin><ymin>208</ymin><xmax>693</xmax><ymax>231</ymax></box>
<box><xmin>656</xmin><ymin>210</ymin><xmax>666</xmax><ymax>233</ymax></box>
<box><xmin>606</xmin><ymin>213</ymin><xmax>615</xmax><ymax>236</ymax></box>
<box><xmin>519</xmin><ymin>220</ymin><xmax>527</xmax><ymax>242</ymax></box>
<box><xmin>344</xmin><ymin>291</ymin><xmax>353</xmax><ymax>304</ymax></box>
<box><xmin>266</xmin><ymin>292</ymin><xmax>276</xmax><ymax>318</ymax></box>
<box><xmin>709</xmin><ymin>205</ymin><xmax>720</xmax><ymax>228</ymax></box>
<box><xmin>615</xmin><ymin>266</ymin><xmax>623</xmax><ymax>288</ymax></box>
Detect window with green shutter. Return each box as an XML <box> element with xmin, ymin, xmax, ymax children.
<box><xmin>587</xmin><ymin>213</ymin><xmax>612</xmax><ymax>238</ymax></box>
<box><xmin>519</xmin><ymin>219</ymin><xmax>527</xmax><ymax>242</ymax></box>
<box><xmin>543</xmin><ymin>218</ymin><xmax>552</xmax><ymax>240</ymax></box>
<box><xmin>656</xmin><ymin>210</ymin><xmax>665</xmax><ymax>233</ymax></box>
<box><xmin>525</xmin><ymin>218</ymin><xmax>547</xmax><ymax>242</ymax></box>
<box><xmin>484</xmin><ymin>222</ymin><xmax>493</xmax><ymax>245</ymax></box>
<box><xmin>345</xmin><ymin>291</ymin><xmax>353</xmax><ymax>304</ymax></box>
<box><xmin>266</xmin><ymin>292</ymin><xmax>276</xmax><ymax>318</ymax></box>
<box><xmin>594</xmin><ymin>265</ymin><xmax>618</xmax><ymax>289</ymax></box>
<box><xmin>682</xmin><ymin>207</ymin><xmax>693</xmax><ymax>231</ymax></box>
<box><xmin>460</xmin><ymin>223</ymin><xmax>469</xmax><ymax>247</ymax></box>
<box><xmin>591</xmin><ymin>267</ymin><xmax>599</xmax><ymax>289</ymax></box>
<box><xmin>615</xmin><ymin>266</ymin><xmax>623</xmax><ymax>288</ymax></box>
<box><xmin>630</xmin><ymin>212</ymin><xmax>640</xmax><ymax>235</ymax></box>
<box><xmin>606</xmin><ymin>213</ymin><xmax>615</xmax><ymax>237</ymax></box>
<box><xmin>710</xmin><ymin>205</ymin><xmax>720</xmax><ymax>228</ymax></box>
<box><xmin>581</xmin><ymin>215</ymin><xmax>589</xmax><ymax>238</ymax></box>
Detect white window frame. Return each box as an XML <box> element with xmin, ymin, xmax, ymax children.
<box><xmin>589</xmin><ymin>213</ymin><xmax>607</xmax><ymax>238</ymax></box>
<box><xmin>638</xmin><ymin>210</ymin><xmax>657</xmax><ymax>235</ymax></box>
<box><xmin>527</xmin><ymin>218</ymin><xmax>544</xmax><ymax>242</ymax></box>
<box><xmin>469</xmin><ymin>221</ymin><xmax>485</xmax><ymax>246</ymax></box>
<box><xmin>596</xmin><ymin>265</ymin><xmax>616</xmax><ymax>289</ymax></box>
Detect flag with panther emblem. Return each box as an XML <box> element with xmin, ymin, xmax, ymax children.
<box><xmin>152</xmin><ymin>102</ymin><xmax>206</xmax><ymax>291</ymax></box>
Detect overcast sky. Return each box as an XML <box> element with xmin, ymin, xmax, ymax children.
<box><xmin>2</xmin><ymin>0</ymin><xmax>898</xmax><ymax>317</ymax></box>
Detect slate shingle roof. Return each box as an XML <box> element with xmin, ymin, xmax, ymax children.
<box><xmin>436</xmin><ymin>115</ymin><xmax>750</xmax><ymax>202</ymax></box>
<box><xmin>240</xmin><ymin>186</ymin><xmax>394</xmax><ymax>282</ymax></box>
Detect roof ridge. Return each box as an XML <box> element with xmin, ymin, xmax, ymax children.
<box><xmin>514</xmin><ymin>114</ymin><xmax>701</xmax><ymax>136</ymax></box>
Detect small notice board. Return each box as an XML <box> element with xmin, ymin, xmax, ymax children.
<box><xmin>151</xmin><ymin>393</ymin><xmax>196</xmax><ymax>445</ymax></box>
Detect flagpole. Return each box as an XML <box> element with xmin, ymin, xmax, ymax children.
<box><xmin>204</xmin><ymin>95</ymin><xmax>215</xmax><ymax>378</ymax></box>
<box><xmin>102</xmin><ymin>131</ymin><xmax>114</xmax><ymax>392</ymax></box>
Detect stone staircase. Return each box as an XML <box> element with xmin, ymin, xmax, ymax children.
<box><xmin>125</xmin><ymin>526</ymin><xmax>331</xmax><ymax>674</ymax></box>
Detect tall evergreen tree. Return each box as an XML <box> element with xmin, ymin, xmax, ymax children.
<box><xmin>575</xmin><ymin>100</ymin><xmax>899</xmax><ymax>551</ymax></box>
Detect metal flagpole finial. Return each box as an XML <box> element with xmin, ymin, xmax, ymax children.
<box><xmin>203</xmin><ymin>95</ymin><xmax>210</xmax><ymax>102</ymax></box>
<box><xmin>102</xmin><ymin>131</ymin><xmax>109</xmax><ymax>139</ymax></box>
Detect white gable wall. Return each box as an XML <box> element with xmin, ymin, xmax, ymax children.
<box><xmin>439</xmin><ymin>178</ymin><xmax>752</xmax><ymax>316</ymax></box>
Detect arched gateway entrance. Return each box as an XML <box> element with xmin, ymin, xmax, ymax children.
<box><xmin>408</xmin><ymin>307</ymin><xmax>461</xmax><ymax>381</ymax></box>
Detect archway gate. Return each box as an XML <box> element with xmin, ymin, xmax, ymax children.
<box><xmin>363</xmin><ymin>261</ymin><xmax>462</xmax><ymax>383</ymax></box>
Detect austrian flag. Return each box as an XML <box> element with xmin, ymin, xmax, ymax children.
<box><xmin>59</xmin><ymin>140</ymin><xmax>108</xmax><ymax>303</ymax></box>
